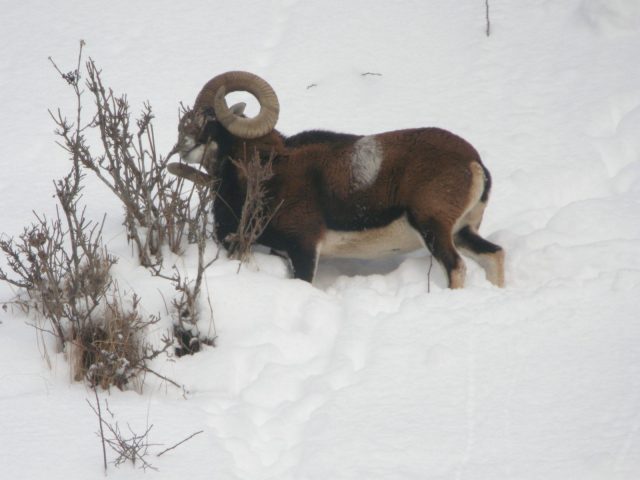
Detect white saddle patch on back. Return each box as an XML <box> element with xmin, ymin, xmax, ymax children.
<box><xmin>351</xmin><ymin>135</ymin><xmax>383</xmax><ymax>190</ymax></box>
<box><xmin>319</xmin><ymin>214</ymin><xmax>424</xmax><ymax>259</ymax></box>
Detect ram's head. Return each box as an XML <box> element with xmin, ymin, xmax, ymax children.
<box><xmin>168</xmin><ymin>71</ymin><xmax>280</xmax><ymax>170</ymax></box>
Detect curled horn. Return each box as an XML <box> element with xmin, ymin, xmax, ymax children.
<box><xmin>194</xmin><ymin>71</ymin><xmax>279</xmax><ymax>139</ymax></box>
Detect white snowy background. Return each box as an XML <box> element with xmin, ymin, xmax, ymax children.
<box><xmin>1</xmin><ymin>0</ymin><xmax>640</xmax><ymax>478</ymax></box>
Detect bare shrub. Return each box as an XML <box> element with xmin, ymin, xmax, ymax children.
<box><xmin>0</xmin><ymin>174</ymin><xmax>174</xmax><ymax>390</ymax></box>
<box><xmin>0</xmin><ymin>205</ymin><xmax>114</xmax><ymax>350</ymax></box>
<box><xmin>223</xmin><ymin>149</ymin><xmax>282</xmax><ymax>263</ymax></box>
<box><xmin>87</xmin><ymin>390</ymin><xmax>157</xmax><ymax>471</ymax></box>
<box><xmin>49</xmin><ymin>43</ymin><xmax>193</xmax><ymax>269</ymax></box>
<box><xmin>170</xmin><ymin>182</ymin><xmax>218</xmax><ymax>357</ymax></box>
<box><xmin>47</xmin><ymin>42</ymin><xmax>219</xmax><ymax>358</ymax></box>
<box><xmin>78</xmin><ymin>291</ymin><xmax>173</xmax><ymax>390</ymax></box>
<box><xmin>0</xmin><ymin>43</ymin><xmax>183</xmax><ymax>389</ymax></box>
<box><xmin>171</xmin><ymin>269</ymin><xmax>217</xmax><ymax>358</ymax></box>
<box><xmin>1</xmin><ymin>42</ymin><xmax>225</xmax><ymax>391</ymax></box>
<box><xmin>88</xmin><ymin>388</ymin><xmax>203</xmax><ymax>472</ymax></box>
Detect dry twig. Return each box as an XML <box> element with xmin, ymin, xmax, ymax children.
<box><xmin>226</xmin><ymin>148</ymin><xmax>282</xmax><ymax>264</ymax></box>
<box><xmin>485</xmin><ymin>0</ymin><xmax>491</xmax><ymax>36</ymax></box>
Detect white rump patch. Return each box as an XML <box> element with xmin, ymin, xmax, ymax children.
<box><xmin>351</xmin><ymin>135</ymin><xmax>383</xmax><ymax>190</ymax></box>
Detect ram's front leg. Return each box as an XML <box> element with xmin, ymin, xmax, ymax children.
<box><xmin>286</xmin><ymin>240</ymin><xmax>320</xmax><ymax>282</ymax></box>
<box><xmin>211</xmin><ymin>196</ymin><xmax>240</xmax><ymax>249</ymax></box>
<box><xmin>274</xmin><ymin>211</ymin><xmax>324</xmax><ymax>282</ymax></box>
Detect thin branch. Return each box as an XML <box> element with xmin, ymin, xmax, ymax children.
<box><xmin>144</xmin><ymin>367</ymin><xmax>182</xmax><ymax>390</ymax></box>
<box><xmin>87</xmin><ymin>389</ymin><xmax>108</xmax><ymax>474</ymax></box>
<box><xmin>485</xmin><ymin>0</ymin><xmax>491</xmax><ymax>37</ymax></box>
<box><xmin>156</xmin><ymin>430</ymin><xmax>204</xmax><ymax>457</ymax></box>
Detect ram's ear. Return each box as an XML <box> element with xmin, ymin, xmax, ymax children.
<box><xmin>167</xmin><ymin>162</ymin><xmax>214</xmax><ymax>186</ymax></box>
<box><xmin>229</xmin><ymin>102</ymin><xmax>247</xmax><ymax>116</ymax></box>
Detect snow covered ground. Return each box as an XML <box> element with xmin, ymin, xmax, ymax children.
<box><xmin>1</xmin><ymin>0</ymin><xmax>640</xmax><ymax>478</ymax></box>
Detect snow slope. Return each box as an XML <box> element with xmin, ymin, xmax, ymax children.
<box><xmin>1</xmin><ymin>0</ymin><xmax>640</xmax><ymax>479</ymax></box>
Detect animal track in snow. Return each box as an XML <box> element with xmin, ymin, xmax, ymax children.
<box><xmin>196</xmin><ymin>283</ymin><xmax>375</xmax><ymax>479</ymax></box>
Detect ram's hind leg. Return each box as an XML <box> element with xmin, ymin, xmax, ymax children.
<box><xmin>452</xmin><ymin>163</ymin><xmax>505</xmax><ymax>288</ymax></box>
<box><xmin>454</xmin><ymin>226</ymin><xmax>505</xmax><ymax>287</ymax></box>
<box><xmin>410</xmin><ymin>216</ymin><xmax>467</xmax><ymax>289</ymax></box>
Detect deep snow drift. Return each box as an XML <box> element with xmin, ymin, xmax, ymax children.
<box><xmin>1</xmin><ymin>1</ymin><xmax>640</xmax><ymax>479</ymax></box>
